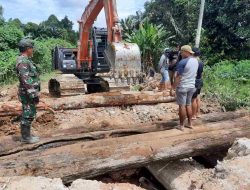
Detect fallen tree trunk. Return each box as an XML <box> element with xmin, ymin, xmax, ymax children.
<box><xmin>0</xmin><ymin>111</ymin><xmax>247</xmax><ymax>157</ymax></box>
<box><xmin>0</xmin><ymin>91</ymin><xmax>174</xmax><ymax>117</ymax></box>
<box><xmin>0</xmin><ymin>117</ymin><xmax>249</xmax><ymax>183</ymax></box>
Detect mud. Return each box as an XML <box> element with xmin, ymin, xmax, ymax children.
<box><xmin>0</xmin><ymin>117</ymin><xmax>19</xmax><ymax>136</ymax></box>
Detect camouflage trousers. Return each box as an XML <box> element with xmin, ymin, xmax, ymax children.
<box><xmin>19</xmin><ymin>95</ymin><xmax>37</xmax><ymax>127</ymax></box>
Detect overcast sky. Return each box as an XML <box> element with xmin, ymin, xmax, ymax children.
<box><xmin>0</xmin><ymin>0</ymin><xmax>147</xmax><ymax>30</ymax></box>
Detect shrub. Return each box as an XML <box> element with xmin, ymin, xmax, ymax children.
<box><xmin>0</xmin><ymin>23</ymin><xmax>24</xmax><ymax>51</ymax></box>
<box><xmin>33</xmin><ymin>38</ymin><xmax>74</xmax><ymax>74</ymax></box>
<box><xmin>0</xmin><ymin>38</ymin><xmax>74</xmax><ymax>85</ymax></box>
<box><xmin>204</xmin><ymin>60</ymin><xmax>250</xmax><ymax>111</ymax></box>
<box><xmin>0</xmin><ymin>50</ymin><xmax>18</xmax><ymax>85</ymax></box>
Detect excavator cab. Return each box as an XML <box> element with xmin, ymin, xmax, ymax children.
<box><xmin>52</xmin><ymin>28</ymin><xmax>110</xmax><ymax>75</ymax></box>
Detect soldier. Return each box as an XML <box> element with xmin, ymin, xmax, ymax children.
<box><xmin>16</xmin><ymin>39</ymin><xmax>40</xmax><ymax>144</ymax></box>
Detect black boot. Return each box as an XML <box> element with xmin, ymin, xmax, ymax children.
<box><xmin>21</xmin><ymin>124</ymin><xmax>40</xmax><ymax>144</ymax></box>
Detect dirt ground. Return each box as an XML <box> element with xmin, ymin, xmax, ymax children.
<box><xmin>0</xmin><ymin>76</ymin><xmax>226</xmax><ymax>190</ymax></box>
<box><xmin>0</xmin><ymin>81</ymin><xmax>221</xmax><ymax>137</ymax></box>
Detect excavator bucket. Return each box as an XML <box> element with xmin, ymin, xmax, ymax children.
<box><xmin>104</xmin><ymin>42</ymin><xmax>141</xmax><ymax>84</ymax></box>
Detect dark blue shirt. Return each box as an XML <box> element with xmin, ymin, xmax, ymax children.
<box><xmin>196</xmin><ymin>61</ymin><xmax>204</xmax><ymax>79</ymax></box>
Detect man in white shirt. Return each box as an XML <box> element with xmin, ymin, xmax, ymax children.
<box><xmin>173</xmin><ymin>45</ymin><xmax>199</xmax><ymax>131</ymax></box>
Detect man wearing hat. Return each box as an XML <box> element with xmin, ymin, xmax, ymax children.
<box><xmin>16</xmin><ymin>39</ymin><xmax>40</xmax><ymax>144</ymax></box>
<box><xmin>173</xmin><ymin>45</ymin><xmax>199</xmax><ymax>130</ymax></box>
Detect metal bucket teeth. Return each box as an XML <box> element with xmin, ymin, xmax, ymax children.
<box><xmin>104</xmin><ymin>42</ymin><xmax>141</xmax><ymax>85</ymax></box>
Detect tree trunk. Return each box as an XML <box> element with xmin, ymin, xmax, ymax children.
<box><xmin>0</xmin><ymin>117</ymin><xmax>249</xmax><ymax>183</ymax></box>
<box><xmin>195</xmin><ymin>0</ymin><xmax>206</xmax><ymax>48</ymax></box>
<box><xmin>0</xmin><ymin>91</ymin><xmax>174</xmax><ymax>117</ymax></box>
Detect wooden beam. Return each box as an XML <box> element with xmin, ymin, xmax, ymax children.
<box><xmin>0</xmin><ymin>91</ymin><xmax>174</xmax><ymax>117</ymax></box>
<box><xmin>0</xmin><ymin>111</ymin><xmax>247</xmax><ymax>157</ymax></box>
<box><xmin>0</xmin><ymin>117</ymin><xmax>249</xmax><ymax>183</ymax></box>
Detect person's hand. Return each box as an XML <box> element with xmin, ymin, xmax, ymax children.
<box><xmin>33</xmin><ymin>96</ymin><xmax>39</xmax><ymax>104</ymax></box>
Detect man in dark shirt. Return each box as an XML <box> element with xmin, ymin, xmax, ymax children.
<box><xmin>191</xmin><ymin>47</ymin><xmax>204</xmax><ymax>119</ymax></box>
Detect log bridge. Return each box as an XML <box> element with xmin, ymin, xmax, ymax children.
<box><xmin>0</xmin><ymin>111</ymin><xmax>249</xmax><ymax>184</ymax></box>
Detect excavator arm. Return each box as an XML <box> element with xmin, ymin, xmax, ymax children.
<box><xmin>77</xmin><ymin>0</ymin><xmax>141</xmax><ymax>84</ymax></box>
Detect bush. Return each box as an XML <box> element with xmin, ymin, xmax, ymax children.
<box><xmin>33</xmin><ymin>38</ymin><xmax>74</xmax><ymax>74</ymax></box>
<box><xmin>0</xmin><ymin>38</ymin><xmax>74</xmax><ymax>85</ymax></box>
<box><xmin>204</xmin><ymin>60</ymin><xmax>250</xmax><ymax>111</ymax></box>
<box><xmin>0</xmin><ymin>50</ymin><xmax>18</xmax><ymax>85</ymax></box>
<box><xmin>0</xmin><ymin>23</ymin><xmax>24</xmax><ymax>51</ymax></box>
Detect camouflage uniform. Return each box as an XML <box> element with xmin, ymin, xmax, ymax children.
<box><xmin>16</xmin><ymin>54</ymin><xmax>40</xmax><ymax>142</ymax></box>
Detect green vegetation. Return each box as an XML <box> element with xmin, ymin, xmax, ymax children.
<box><xmin>0</xmin><ymin>6</ymin><xmax>75</xmax><ymax>85</ymax></box>
<box><xmin>126</xmin><ymin>19</ymin><xmax>167</xmax><ymax>71</ymax></box>
<box><xmin>33</xmin><ymin>38</ymin><xmax>73</xmax><ymax>74</ymax></box>
<box><xmin>121</xmin><ymin>0</ymin><xmax>250</xmax><ymax>65</ymax></box>
<box><xmin>120</xmin><ymin>0</ymin><xmax>250</xmax><ymax>110</ymax></box>
<box><xmin>204</xmin><ymin>60</ymin><xmax>250</xmax><ymax>111</ymax></box>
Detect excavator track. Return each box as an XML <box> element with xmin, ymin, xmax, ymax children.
<box><xmin>48</xmin><ymin>74</ymin><xmax>85</xmax><ymax>97</ymax></box>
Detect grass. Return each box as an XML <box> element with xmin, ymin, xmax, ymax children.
<box><xmin>203</xmin><ymin>60</ymin><xmax>250</xmax><ymax>111</ymax></box>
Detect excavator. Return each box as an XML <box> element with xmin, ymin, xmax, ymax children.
<box><xmin>48</xmin><ymin>0</ymin><xmax>141</xmax><ymax>97</ymax></box>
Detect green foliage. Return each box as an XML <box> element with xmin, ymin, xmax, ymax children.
<box><xmin>201</xmin><ymin>0</ymin><xmax>250</xmax><ymax>64</ymax></box>
<box><xmin>125</xmin><ymin>0</ymin><xmax>249</xmax><ymax>63</ymax></box>
<box><xmin>204</xmin><ymin>60</ymin><xmax>250</xmax><ymax>111</ymax></box>
<box><xmin>0</xmin><ymin>23</ymin><xmax>24</xmax><ymax>51</ymax></box>
<box><xmin>0</xmin><ymin>5</ymin><xmax>4</xmax><ymax>22</ymax></box>
<box><xmin>143</xmin><ymin>0</ymin><xmax>199</xmax><ymax>46</ymax></box>
<box><xmin>121</xmin><ymin>17</ymin><xmax>137</xmax><ymax>38</ymax></box>
<box><xmin>0</xmin><ymin>5</ymin><xmax>3</xmax><ymax>17</ymax></box>
<box><xmin>33</xmin><ymin>38</ymin><xmax>73</xmax><ymax>74</ymax></box>
<box><xmin>34</xmin><ymin>15</ymin><xmax>77</xmax><ymax>45</ymax></box>
<box><xmin>121</xmin><ymin>11</ymin><xmax>148</xmax><ymax>39</ymax></box>
<box><xmin>0</xmin><ymin>49</ymin><xmax>18</xmax><ymax>85</ymax></box>
<box><xmin>23</xmin><ymin>22</ymin><xmax>39</xmax><ymax>39</ymax></box>
<box><xmin>0</xmin><ymin>9</ymin><xmax>76</xmax><ymax>86</ymax></box>
<box><xmin>126</xmin><ymin>19</ymin><xmax>167</xmax><ymax>71</ymax></box>
<box><xmin>0</xmin><ymin>37</ymin><xmax>73</xmax><ymax>85</ymax></box>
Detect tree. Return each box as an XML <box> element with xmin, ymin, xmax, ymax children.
<box><xmin>9</xmin><ymin>18</ymin><xmax>22</xmax><ymax>28</ymax></box>
<box><xmin>60</xmin><ymin>16</ymin><xmax>73</xmax><ymax>31</ymax></box>
<box><xmin>195</xmin><ymin>0</ymin><xmax>205</xmax><ymax>48</ymax></box>
<box><xmin>23</xmin><ymin>22</ymin><xmax>39</xmax><ymax>38</ymax></box>
<box><xmin>143</xmin><ymin>0</ymin><xmax>199</xmax><ymax>46</ymax></box>
<box><xmin>121</xmin><ymin>17</ymin><xmax>136</xmax><ymax>38</ymax></box>
<box><xmin>34</xmin><ymin>15</ymin><xmax>77</xmax><ymax>44</ymax></box>
<box><xmin>0</xmin><ymin>5</ymin><xmax>3</xmax><ymax>18</ymax></box>
<box><xmin>60</xmin><ymin>16</ymin><xmax>77</xmax><ymax>45</ymax></box>
<box><xmin>126</xmin><ymin>19</ymin><xmax>167</xmax><ymax>71</ymax></box>
<box><xmin>44</xmin><ymin>14</ymin><xmax>61</xmax><ymax>28</ymax></box>
<box><xmin>121</xmin><ymin>11</ymin><xmax>147</xmax><ymax>39</ymax></box>
<box><xmin>0</xmin><ymin>5</ymin><xmax>4</xmax><ymax>25</ymax></box>
<box><xmin>202</xmin><ymin>0</ymin><xmax>250</xmax><ymax>63</ymax></box>
<box><xmin>0</xmin><ymin>23</ymin><xmax>24</xmax><ymax>51</ymax></box>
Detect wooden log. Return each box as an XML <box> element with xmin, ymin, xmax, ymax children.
<box><xmin>0</xmin><ymin>91</ymin><xmax>174</xmax><ymax>117</ymax></box>
<box><xmin>0</xmin><ymin>117</ymin><xmax>249</xmax><ymax>183</ymax></box>
<box><xmin>0</xmin><ymin>111</ymin><xmax>247</xmax><ymax>157</ymax></box>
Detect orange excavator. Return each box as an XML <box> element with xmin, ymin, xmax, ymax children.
<box><xmin>49</xmin><ymin>0</ymin><xmax>141</xmax><ymax>96</ymax></box>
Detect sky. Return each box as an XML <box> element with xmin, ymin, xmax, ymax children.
<box><xmin>0</xmin><ymin>0</ymin><xmax>147</xmax><ymax>30</ymax></box>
